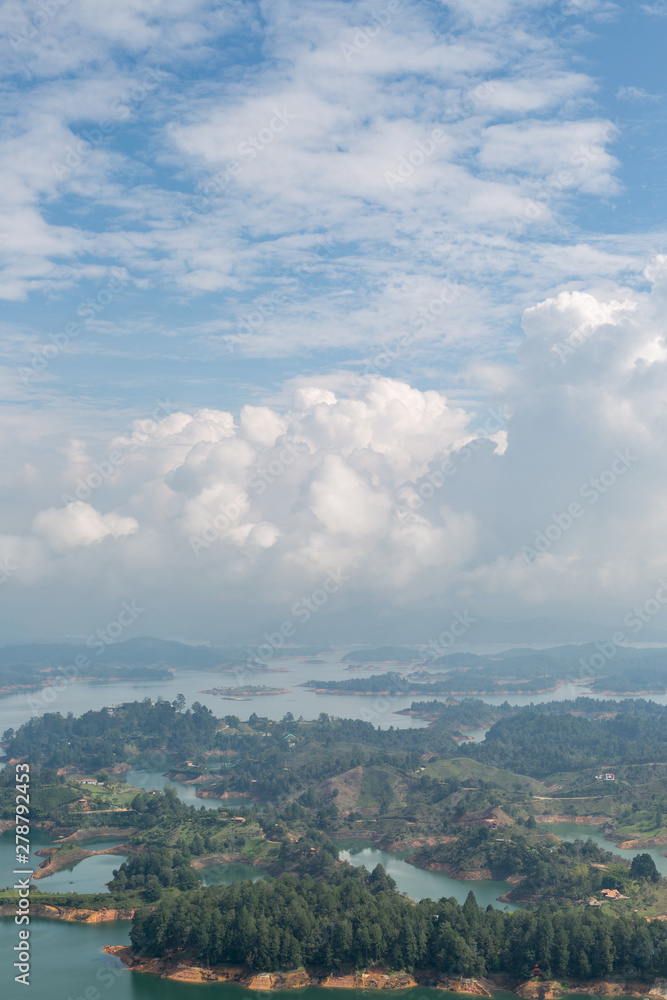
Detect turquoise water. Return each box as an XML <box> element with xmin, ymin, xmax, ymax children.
<box><xmin>36</xmin><ymin>850</ymin><xmax>127</xmax><ymax>894</ymax></box>
<box><xmin>2</xmin><ymin>650</ymin><xmax>665</xmax><ymax>997</ymax></box>
<box><xmin>0</xmin><ymin>828</ymin><xmax>55</xmax><ymax>890</ymax></box>
<box><xmin>543</xmin><ymin>821</ymin><xmax>667</xmax><ymax>877</ymax></box>
<box><xmin>336</xmin><ymin>840</ymin><xmax>520</xmax><ymax>910</ymax></box>
<box><xmin>0</xmin><ymin>829</ymin><xmax>127</xmax><ymax>894</ymax></box>
<box><xmin>124</xmin><ymin>767</ymin><xmax>265</xmax><ymax>812</ymax></box>
<box><xmin>0</xmin><ymin>849</ymin><xmax>519</xmax><ymax>1000</ymax></box>
<box><xmin>124</xmin><ymin>767</ymin><xmax>243</xmax><ymax>810</ymax></box>
<box><xmin>0</xmin><ymin>914</ymin><xmax>522</xmax><ymax>1000</ymax></box>
<box><xmin>0</xmin><ymin>916</ymin><xmax>633</xmax><ymax>1000</ymax></box>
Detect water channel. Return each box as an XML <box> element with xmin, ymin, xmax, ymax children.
<box><xmin>3</xmin><ymin>646</ymin><xmax>667</xmax><ymax>999</ymax></box>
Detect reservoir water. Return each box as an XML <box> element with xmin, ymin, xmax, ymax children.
<box><xmin>542</xmin><ymin>821</ymin><xmax>667</xmax><ymax>877</ymax></box>
<box><xmin>3</xmin><ymin>646</ymin><xmax>667</xmax><ymax>998</ymax></box>
<box><xmin>0</xmin><ymin>653</ymin><xmax>432</xmax><ymax>734</ymax></box>
<box><xmin>6</xmin><ymin>645</ymin><xmax>667</xmax><ymax>736</ymax></box>
<box><xmin>0</xmin><ymin>830</ymin><xmax>127</xmax><ymax>894</ymax></box>
<box><xmin>124</xmin><ymin>768</ymin><xmax>252</xmax><ymax>811</ymax></box>
<box><xmin>336</xmin><ymin>840</ymin><xmax>520</xmax><ymax>910</ymax></box>
<box><xmin>2</xmin><ymin>825</ymin><xmax>652</xmax><ymax>1000</ymax></box>
<box><xmin>1</xmin><ymin>916</ymin><xmax>526</xmax><ymax>1000</ymax></box>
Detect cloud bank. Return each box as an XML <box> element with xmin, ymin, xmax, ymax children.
<box><xmin>1</xmin><ymin>259</ymin><xmax>667</xmax><ymax>639</ymax></box>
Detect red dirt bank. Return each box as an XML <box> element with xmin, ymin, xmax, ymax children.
<box><xmin>103</xmin><ymin>949</ymin><xmax>667</xmax><ymax>997</ymax></box>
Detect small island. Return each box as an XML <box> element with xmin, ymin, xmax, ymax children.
<box><xmin>199</xmin><ymin>685</ymin><xmax>291</xmax><ymax>699</ymax></box>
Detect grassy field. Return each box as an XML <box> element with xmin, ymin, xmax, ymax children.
<box><xmin>357</xmin><ymin>766</ymin><xmax>408</xmax><ymax>811</ymax></box>
<box><xmin>423</xmin><ymin>757</ymin><xmax>549</xmax><ymax>795</ymax></box>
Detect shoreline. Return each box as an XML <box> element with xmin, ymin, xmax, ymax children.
<box><xmin>535</xmin><ymin>815</ymin><xmax>614</xmax><ymax>825</ymax></box>
<box><xmin>198</xmin><ymin>688</ymin><xmax>291</xmax><ymax>697</ymax></box>
<box><xmin>32</xmin><ymin>843</ymin><xmax>133</xmax><ymax>880</ymax></box>
<box><xmin>102</xmin><ymin>948</ymin><xmax>667</xmax><ymax>997</ymax></box>
<box><xmin>405</xmin><ymin>856</ymin><xmax>525</xmax><ymax>884</ymax></box>
<box><xmin>0</xmin><ymin>904</ymin><xmax>138</xmax><ymax>921</ymax></box>
<box><xmin>305</xmin><ymin>686</ymin><xmax>561</xmax><ymax>697</ymax></box>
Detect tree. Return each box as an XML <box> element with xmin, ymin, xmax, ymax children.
<box><xmin>462</xmin><ymin>890</ymin><xmax>479</xmax><ymax>925</ymax></box>
<box><xmin>576</xmin><ymin>948</ymin><xmax>591</xmax><ymax>978</ymax></box>
<box><xmin>145</xmin><ymin>875</ymin><xmax>163</xmax><ymax>901</ymax></box>
<box><xmin>554</xmin><ymin>928</ymin><xmax>570</xmax><ymax>976</ymax></box>
<box><xmin>630</xmin><ymin>853</ymin><xmax>660</xmax><ymax>883</ymax></box>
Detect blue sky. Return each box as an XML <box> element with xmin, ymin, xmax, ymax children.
<box><xmin>1</xmin><ymin>0</ymin><xmax>667</xmax><ymax>643</ymax></box>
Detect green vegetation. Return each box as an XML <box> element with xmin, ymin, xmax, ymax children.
<box><xmin>460</xmin><ymin>709</ymin><xmax>667</xmax><ymax>777</ymax></box>
<box><xmin>0</xmin><ymin>887</ymin><xmax>146</xmax><ymax>909</ymax></box>
<box><xmin>630</xmin><ymin>853</ymin><xmax>660</xmax><ymax>883</ymax></box>
<box><xmin>411</xmin><ymin>827</ymin><xmax>638</xmax><ymax>905</ymax></box>
<box><xmin>130</xmin><ymin>863</ymin><xmax>667</xmax><ymax>978</ymax></box>
<box><xmin>2</xmin><ymin>698</ymin><xmax>218</xmax><ymax>770</ymax></box>
<box><xmin>109</xmin><ymin>845</ymin><xmax>200</xmax><ymax>898</ymax></box>
<box><xmin>4</xmin><ymin>686</ymin><xmax>667</xmax><ymax>975</ymax></box>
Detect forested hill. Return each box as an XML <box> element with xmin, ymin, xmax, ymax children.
<box><xmin>2</xmin><ymin>699</ymin><xmax>219</xmax><ymax>768</ymax></box>
<box><xmin>459</xmin><ymin>709</ymin><xmax>667</xmax><ymax>777</ymax></box>
<box><xmin>130</xmin><ymin>862</ymin><xmax>667</xmax><ymax>978</ymax></box>
<box><xmin>7</xmin><ymin>696</ymin><xmax>667</xmax><ymax>781</ymax></box>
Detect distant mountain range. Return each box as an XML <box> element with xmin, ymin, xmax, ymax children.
<box><xmin>0</xmin><ymin>636</ymin><xmax>331</xmax><ymax>668</ymax></box>
<box><xmin>0</xmin><ymin>637</ymin><xmax>242</xmax><ymax>669</ymax></box>
<box><xmin>2</xmin><ymin>613</ymin><xmax>667</xmax><ymax>670</ymax></box>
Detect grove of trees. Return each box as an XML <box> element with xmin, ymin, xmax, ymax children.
<box><xmin>130</xmin><ymin>863</ymin><xmax>667</xmax><ymax>977</ymax></box>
